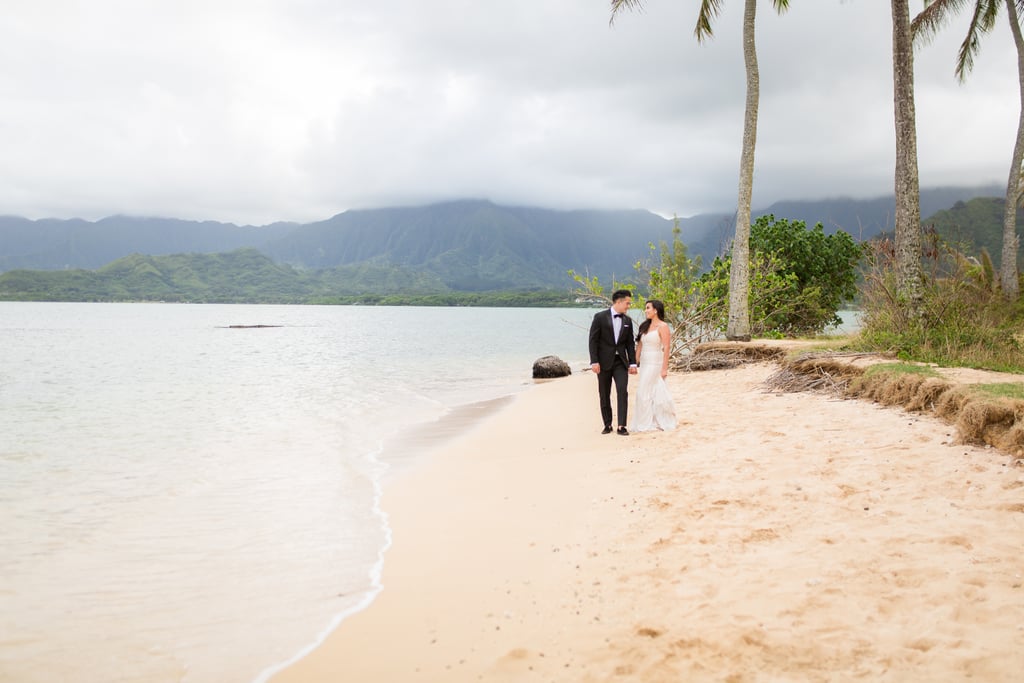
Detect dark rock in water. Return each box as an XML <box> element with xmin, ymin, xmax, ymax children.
<box><xmin>532</xmin><ymin>355</ymin><xmax>571</xmax><ymax>379</ymax></box>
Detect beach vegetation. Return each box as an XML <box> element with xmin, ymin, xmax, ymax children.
<box><xmin>570</xmin><ymin>222</ymin><xmax>720</xmax><ymax>358</ymax></box>
<box><xmin>856</xmin><ymin>231</ymin><xmax>1024</xmax><ymax>373</ymax></box>
<box><xmin>863</xmin><ymin>362</ymin><xmax>941</xmax><ymax>378</ymax></box>
<box><xmin>850</xmin><ymin>366</ymin><xmax>951</xmax><ymax>410</ymax></box>
<box><xmin>698</xmin><ymin>215</ymin><xmax>863</xmax><ymax>337</ymax></box>
<box><xmin>631</xmin><ymin>219</ymin><xmax>721</xmax><ymax>355</ymax></box>
<box><xmin>565</xmin><ymin>268</ymin><xmax>639</xmax><ymax>307</ymax></box>
<box><xmin>968</xmin><ymin>382</ymin><xmax>1024</xmax><ymax>401</ymax></box>
<box><xmin>572</xmin><ymin>214</ymin><xmax>861</xmax><ymax>361</ymax></box>
<box><xmin>912</xmin><ymin>0</ymin><xmax>1023</xmax><ymax>300</ymax></box>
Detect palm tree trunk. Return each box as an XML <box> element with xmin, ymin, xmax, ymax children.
<box><xmin>1001</xmin><ymin>0</ymin><xmax>1023</xmax><ymax>299</ymax></box>
<box><xmin>726</xmin><ymin>0</ymin><xmax>757</xmax><ymax>341</ymax></box>
<box><xmin>892</xmin><ymin>0</ymin><xmax>924</xmax><ymax>315</ymax></box>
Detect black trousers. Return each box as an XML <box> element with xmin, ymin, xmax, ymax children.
<box><xmin>597</xmin><ymin>356</ymin><xmax>629</xmax><ymax>427</ymax></box>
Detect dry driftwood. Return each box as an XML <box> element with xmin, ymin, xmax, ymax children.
<box><xmin>679</xmin><ymin>343</ymin><xmax>788</xmax><ymax>372</ymax></box>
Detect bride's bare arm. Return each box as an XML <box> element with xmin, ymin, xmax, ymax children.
<box><xmin>659</xmin><ymin>324</ymin><xmax>671</xmax><ymax>377</ymax></box>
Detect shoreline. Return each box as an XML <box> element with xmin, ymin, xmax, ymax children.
<box><xmin>254</xmin><ymin>387</ymin><xmax>532</xmax><ymax>679</ymax></box>
<box><xmin>377</xmin><ymin>393</ymin><xmax>518</xmax><ymax>476</ymax></box>
<box><xmin>271</xmin><ymin>363</ymin><xmax>1024</xmax><ymax>681</ymax></box>
<box><xmin>253</xmin><ymin>388</ymin><xmax>527</xmax><ymax>683</ymax></box>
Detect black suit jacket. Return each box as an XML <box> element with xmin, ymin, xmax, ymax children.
<box><xmin>588</xmin><ymin>309</ymin><xmax>637</xmax><ymax>370</ymax></box>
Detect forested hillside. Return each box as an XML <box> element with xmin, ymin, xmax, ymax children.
<box><xmin>923</xmin><ymin>196</ymin><xmax>1024</xmax><ymax>267</ymax></box>
<box><xmin>0</xmin><ymin>186</ymin><xmax>1012</xmax><ymax>303</ymax></box>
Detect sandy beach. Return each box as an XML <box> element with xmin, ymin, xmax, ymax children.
<box><xmin>271</xmin><ymin>359</ymin><xmax>1024</xmax><ymax>682</ymax></box>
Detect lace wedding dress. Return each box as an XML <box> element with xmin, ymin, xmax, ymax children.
<box><xmin>631</xmin><ymin>328</ymin><xmax>677</xmax><ymax>432</ymax></box>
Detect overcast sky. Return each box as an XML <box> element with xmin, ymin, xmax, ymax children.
<box><xmin>0</xmin><ymin>1</ymin><xmax>1018</xmax><ymax>225</ymax></box>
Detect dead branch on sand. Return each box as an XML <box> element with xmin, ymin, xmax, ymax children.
<box><xmin>678</xmin><ymin>342</ymin><xmax>787</xmax><ymax>372</ymax></box>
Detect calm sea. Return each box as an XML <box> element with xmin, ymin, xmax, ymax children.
<box><xmin>0</xmin><ymin>302</ymin><xmax>599</xmax><ymax>683</ymax></box>
<box><xmin>0</xmin><ymin>302</ymin><xmax>859</xmax><ymax>682</ymax></box>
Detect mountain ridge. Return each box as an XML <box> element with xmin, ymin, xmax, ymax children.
<box><xmin>0</xmin><ymin>184</ymin><xmax>1007</xmax><ymax>299</ymax></box>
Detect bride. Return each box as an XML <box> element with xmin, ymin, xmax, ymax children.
<box><xmin>631</xmin><ymin>299</ymin><xmax>677</xmax><ymax>432</ymax></box>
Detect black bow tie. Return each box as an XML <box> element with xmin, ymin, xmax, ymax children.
<box><xmin>613</xmin><ymin>313</ymin><xmax>623</xmax><ymax>319</ymax></box>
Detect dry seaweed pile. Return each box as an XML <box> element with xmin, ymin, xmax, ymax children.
<box><xmin>847</xmin><ymin>370</ymin><xmax>1024</xmax><ymax>457</ymax></box>
<box><xmin>678</xmin><ymin>342</ymin><xmax>786</xmax><ymax>372</ymax></box>
<box><xmin>685</xmin><ymin>343</ymin><xmax>1024</xmax><ymax>458</ymax></box>
<box><xmin>763</xmin><ymin>353</ymin><xmax>873</xmax><ymax>395</ymax></box>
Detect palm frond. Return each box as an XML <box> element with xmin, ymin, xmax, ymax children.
<box><xmin>694</xmin><ymin>0</ymin><xmax>724</xmax><ymax>42</ymax></box>
<box><xmin>609</xmin><ymin>0</ymin><xmax>646</xmax><ymax>26</ymax></box>
<box><xmin>955</xmin><ymin>0</ymin><xmax>1000</xmax><ymax>81</ymax></box>
<box><xmin>979</xmin><ymin>247</ymin><xmax>997</xmax><ymax>290</ymax></box>
<box><xmin>911</xmin><ymin>0</ymin><xmax>971</xmax><ymax>45</ymax></box>
<box><xmin>912</xmin><ymin>0</ymin><xmax>1003</xmax><ymax>82</ymax></box>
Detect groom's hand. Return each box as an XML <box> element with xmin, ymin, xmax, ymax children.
<box><xmin>628</xmin><ymin>366</ymin><xmax>638</xmax><ymax>375</ymax></box>
<box><xmin>590</xmin><ymin>363</ymin><xmax>600</xmax><ymax>373</ymax></box>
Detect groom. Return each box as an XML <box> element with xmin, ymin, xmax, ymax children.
<box><xmin>588</xmin><ymin>289</ymin><xmax>638</xmax><ymax>435</ymax></box>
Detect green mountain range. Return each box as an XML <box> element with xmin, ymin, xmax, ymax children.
<box><xmin>0</xmin><ymin>186</ymin><xmax>1013</xmax><ymax>304</ymax></box>
<box><xmin>0</xmin><ymin>249</ymin><xmax>573</xmax><ymax>305</ymax></box>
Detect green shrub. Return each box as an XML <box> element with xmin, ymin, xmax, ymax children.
<box><xmin>699</xmin><ymin>215</ymin><xmax>862</xmax><ymax>336</ymax></box>
<box><xmin>857</xmin><ymin>233</ymin><xmax>1024</xmax><ymax>373</ymax></box>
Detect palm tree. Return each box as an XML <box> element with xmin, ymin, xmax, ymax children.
<box><xmin>892</xmin><ymin>0</ymin><xmax>926</xmax><ymax>316</ymax></box>
<box><xmin>610</xmin><ymin>0</ymin><xmax>790</xmax><ymax>341</ymax></box>
<box><xmin>912</xmin><ymin>0</ymin><xmax>1024</xmax><ymax>300</ymax></box>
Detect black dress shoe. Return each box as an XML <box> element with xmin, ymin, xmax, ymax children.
<box><xmin>601</xmin><ymin>425</ymin><xmax>613</xmax><ymax>434</ymax></box>
<box><xmin>617</xmin><ymin>426</ymin><xmax>629</xmax><ymax>436</ymax></box>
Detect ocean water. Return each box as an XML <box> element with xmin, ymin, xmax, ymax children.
<box><xmin>0</xmin><ymin>302</ymin><xmax>598</xmax><ymax>683</ymax></box>
<box><xmin>0</xmin><ymin>302</ymin><xmax>861</xmax><ymax>682</ymax></box>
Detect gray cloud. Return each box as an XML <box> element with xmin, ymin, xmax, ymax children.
<box><xmin>0</xmin><ymin>0</ymin><xmax>1017</xmax><ymax>225</ymax></box>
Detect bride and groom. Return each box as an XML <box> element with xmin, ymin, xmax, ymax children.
<box><xmin>587</xmin><ymin>289</ymin><xmax>677</xmax><ymax>435</ymax></box>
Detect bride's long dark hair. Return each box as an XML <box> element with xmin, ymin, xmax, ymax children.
<box><xmin>636</xmin><ymin>299</ymin><xmax>666</xmax><ymax>342</ymax></box>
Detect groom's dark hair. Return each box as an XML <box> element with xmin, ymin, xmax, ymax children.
<box><xmin>611</xmin><ymin>289</ymin><xmax>632</xmax><ymax>302</ymax></box>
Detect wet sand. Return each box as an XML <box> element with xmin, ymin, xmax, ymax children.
<box><xmin>272</xmin><ymin>362</ymin><xmax>1024</xmax><ymax>682</ymax></box>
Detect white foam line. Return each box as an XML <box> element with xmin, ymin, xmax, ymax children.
<box><xmin>250</xmin><ymin>441</ymin><xmax>393</xmax><ymax>683</ymax></box>
<box><xmin>251</xmin><ymin>380</ymin><xmax>535</xmax><ymax>683</ymax></box>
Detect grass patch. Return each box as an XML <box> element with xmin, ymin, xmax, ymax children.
<box><xmin>862</xmin><ymin>362</ymin><xmax>941</xmax><ymax>378</ymax></box>
<box><xmin>968</xmin><ymin>383</ymin><xmax>1024</xmax><ymax>401</ymax></box>
<box><xmin>783</xmin><ymin>337</ymin><xmax>855</xmax><ymax>354</ymax></box>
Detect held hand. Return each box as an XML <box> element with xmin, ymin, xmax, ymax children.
<box><xmin>628</xmin><ymin>366</ymin><xmax>638</xmax><ymax>375</ymax></box>
<box><xmin>591</xmin><ymin>363</ymin><xmax>601</xmax><ymax>373</ymax></box>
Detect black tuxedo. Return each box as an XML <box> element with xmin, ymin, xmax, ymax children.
<box><xmin>588</xmin><ymin>309</ymin><xmax>637</xmax><ymax>428</ymax></box>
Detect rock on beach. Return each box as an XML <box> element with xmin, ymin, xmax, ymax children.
<box><xmin>532</xmin><ymin>355</ymin><xmax>571</xmax><ymax>379</ymax></box>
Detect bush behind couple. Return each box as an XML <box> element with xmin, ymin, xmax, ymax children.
<box><xmin>588</xmin><ymin>289</ymin><xmax>676</xmax><ymax>436</ymax></box>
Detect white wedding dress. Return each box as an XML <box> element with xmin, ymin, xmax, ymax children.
<box><xmin>631</xmin><ymin>327</ymin><xmax>677</xmax><ymax>432</ymax></box>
